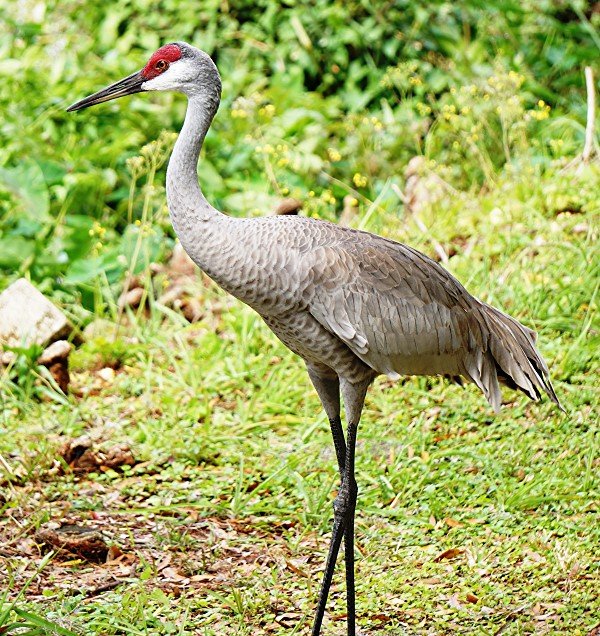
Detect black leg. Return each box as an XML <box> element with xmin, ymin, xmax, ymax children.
<box><xmin>342</xmin><ymin>421</ymin><xmax>358</xmax><ymax>636</ymax></box>
<box><xmin>329</xmin><ymin>416</ymin><xmax>346</xmax><ymax>478</ymax></box>
<box><xmin>311</xmin><ymin>416</ymin><xmax>347</xmax><ymax>636</ymax></box>
<box><xmin>312</xmin><ymin>418</ymin><xmax>360</xmax><ymax>636</ymax></box>
<box><xmin>308</xmin><ymin>372</ymin><xmax>371</xmax><ymax>636</ymax></box>
<box><xmin>311</xmin><ymin>509</ymin><xmax>345</xmax><ymax>635</ymax></box>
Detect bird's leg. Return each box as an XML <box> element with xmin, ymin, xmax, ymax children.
<box><xmin>311</xmin><ymin>496</ymin><xmax>346</xmax><ymax>636</ymax></box>
<box><xmin>341</xmin><ymin>418</ymin><xmax>358</xmax><ymax>636</ymax></box>
<box><xmin>307</xmin><ymin>367</ymin><xmax>345</xmax><ymax>476</ymax></box>
<box><xmin>310</xmin><ymin>375</ymin><xmax>370</xmax><ymax>636</ymax></box>
<box><xmin>329</xmin><ymin>415</ymin><xmax>347</xmax><ymax>477</ymax></box>
<box><xmin>338</xmin><ymin>377</ymin><xmax>369</xmax><ymax>636</ymax></box>
<box><xmin>310</xmin><ymin>422</ymin><xmax>359</xmax><ymax>636</ymax></box>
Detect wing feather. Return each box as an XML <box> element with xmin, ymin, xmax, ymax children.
<box><xmin>294</xmin><ymin>219</ymin><xmax>560</xmax><ymax>411</ymax></box>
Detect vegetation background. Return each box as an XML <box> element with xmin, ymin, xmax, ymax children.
<box><xmin>0</xmin><ymin>1</ymin><xmax>598</xmax><ymax>634</ymax></box>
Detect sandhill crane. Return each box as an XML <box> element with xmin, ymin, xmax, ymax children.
<box><xmin>68</xmin><ymin>42</ymin><xmax>562</xmax><ymax>635</ymax></box>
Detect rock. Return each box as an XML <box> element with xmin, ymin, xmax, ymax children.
<box><xmin>274</xmin><ymin>198</ymin><xmax>302</xmax><ymax>215</ymax></box>
<box><xmin>0</xmin><ymin>278</ymin><xmax>72</xmax><ymax>353</ymax></box>
<box><xmin>169</xmin><ymin>242</ymin><xmax>197</xmax><ymax>277</ymax></box>
<box><xmin>38</xmin><ymin>340</ymin><xmax>71</xmax><ymax>365</ymax></box>
<box><xmin>97</xmin><ymin>367</ymin><xmax>115</xmax><ymax>383</ymax></box>
<box><xmin>38</xmin><ymin>340</ymin><xmax>72</xmax><ymax>393</ymax></box>
<box><xmin>180</xmin><ymin>297</ymin><xmax>204</xmax><ymax>323</ymax></box>
<box><xmin>158</xmin><ymin>284</ymin><xmax>187</xmax><ymax>308</ymax></box>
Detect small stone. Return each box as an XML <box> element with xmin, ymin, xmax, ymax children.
<box><xmin>573</xmin><ymin>222</ymin><xmax>589</xmax><ymax>234</ymax></box>
<box><xmin>59</xmin><ymin>437</ymin><xmax>135</xmax><ymax>474</ymax></box>
<box><xmin>36</xmin><ymin>524</ymin><xmax>109</xmax><ymax>563</ymax></box>
<box><xmin>98</xmin><ymin>367</ymin><xmax>115</xmax><ymax>383</ymax></box>
<box><xmin>158</xmin><ymin>285</ymin><xmax>186</xmax><ymax>308</ymax></box>
<box><xmin>38</xmin><ymin>340</ymin><xmax>72</xmax><ymax>393</ymax></box>
<box><xmin>0</xmin><ymin>278</ymin><xmax>72</xmax><ymax>350</ymax></box>
<box><xmin>38</xmin><ymin>340</ymin><xmax>71</xmax><ymax>365</ymax></box>
<box><xmin>274</xmin><ymin>198</ymin><xmax>302</xmax><ymax>215</ymax></box>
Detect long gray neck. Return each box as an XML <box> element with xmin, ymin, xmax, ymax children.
<box><xmin>166</xmin><ymin>95</ymin><xmax>220</xmax><ymax>234</ymax></box>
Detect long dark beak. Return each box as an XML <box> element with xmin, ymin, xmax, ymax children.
<box><xmin>67</xmin><ymin>70</ymin><xmax>145</xmax><ymax>112</ymax></box>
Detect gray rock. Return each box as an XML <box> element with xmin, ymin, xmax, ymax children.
<box><xmin>0</xmin><ymin>278</ymin><xmax>72</xmax><ymax>351</ymax></box>
<box><xmin>38</xmin><ymin>340</ymin><xmax>72</xmax><ymax>365</ymax></box>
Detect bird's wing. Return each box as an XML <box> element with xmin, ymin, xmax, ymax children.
<box><xmin>304</xmin><ymin>227</ymin><xmax>484</xmax><ymax>378</ymax></box>
<box><xmin>298</xmin><ymin>221</ymin><xmax>560</xmax><ymax>412</ymax></box>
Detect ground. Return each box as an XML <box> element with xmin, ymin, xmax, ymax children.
<box><xmin>1</xmin><ymin>164</ymin><xmax>599</xmax><ymax>635</ymax></box>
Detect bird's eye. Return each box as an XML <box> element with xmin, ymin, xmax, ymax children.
<box><xmin>155</xmin><ymin>59</ymin><xmax>168</xmax><ymax>71</ymax></box>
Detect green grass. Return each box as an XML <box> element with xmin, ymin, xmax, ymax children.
<box><xmin>1</xmin><ymin>164</ymin><xmax>598</xmax><ymax>635</ymax></box>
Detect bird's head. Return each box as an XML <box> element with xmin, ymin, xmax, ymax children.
<box><xmin>67</xmin><ymin>42</ymin><xmax>221</xmax><ymax>112</ymax></box>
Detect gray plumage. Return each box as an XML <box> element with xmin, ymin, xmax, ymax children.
<box><xmin>68</xmin><ymin>42</ymin><xmax>562</xmax><ymax>636</ymax></box>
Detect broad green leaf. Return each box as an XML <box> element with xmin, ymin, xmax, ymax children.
<box><xmin>0</xmin><ymin>236</ymin><xmax>35</xmax><ymax>268</ymax></box>
<box><xmin>0</xmin><ymin>161</ymin><xmax>49</xmax><ymax>220</ymax></box>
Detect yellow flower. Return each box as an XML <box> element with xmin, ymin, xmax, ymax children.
<box><xmin>259</xmin><ymin>104</ymin><xmax>276</xmax><ymax>117</ymax></box>
<box><xmin>353</xmin><ymin>173</ymin><xmax>368</xmax><ymax>188</ymax></box>
<box><xmin>327</xmin><ymin>148</ymin><xmax>342</xmax><ymax>162</ymax></box>
<box><xmin>320</xmin><ymin>190</ymin><xmax>336</xmax><ymax>204</ymax></box>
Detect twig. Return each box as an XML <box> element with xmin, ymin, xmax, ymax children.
<box><xmin>563</xmin><ymin>66</ymin><xmax>598</xmax><ymax>171</ymax></box>
<box><xmin>84</xmin><ymin>578</ymin><xmax>127</xmax><ymax>597</ymax></box>
<box><xmin>582</xmin><ymin>66</ymin><xmax>597</xmax><ymax>163</ymax></box>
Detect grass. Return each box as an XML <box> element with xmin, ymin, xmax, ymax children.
<box><xmin>1</xmin><ymin>161</ymin><xmax>598</xmax><ymax>635</ymax></box>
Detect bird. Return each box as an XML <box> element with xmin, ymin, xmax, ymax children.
<box><xmin>68</xmin><ymin>42</ymin><xmax>562</xmax><ymax>635</ymax></box>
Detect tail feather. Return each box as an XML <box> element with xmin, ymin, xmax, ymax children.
<box><xmin>465</xmin><ymin>302</ymin><xmax>563</xmax><ymax>413</ymax></box>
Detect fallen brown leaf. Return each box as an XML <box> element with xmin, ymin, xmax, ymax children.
<box><xmin>444</xmin><ymin>517</ymin><xmax>463</xmax><ymax>529</ymax></box>
<box><xmin>433</xmin><ymin>547</ymin><xmax>464</xmax><ymax>562</ymax></box>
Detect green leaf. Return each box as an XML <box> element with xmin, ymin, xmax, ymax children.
<box><xmin>13</xmin><ymin>608</ymin><xmax>79</xmax><ymax>636</ymax></box>
<box><xmin>63</xmin><ymin>256</ymin><xmax>106</xmax><ymax>284</ymax></box>
<box><xmin>0</xmin><ymin>237</ymin><xmax>35</xmax><ymax>268</ymax></box>
<box><xmin>0</xmin><ymin>161</ymin><xmax>49</xmax><ymax>219</ymax></box>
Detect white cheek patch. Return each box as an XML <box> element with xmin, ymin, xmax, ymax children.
<box><xmin>142</xmin><ymin>60</ymin><xmax>190</xmax><ymax>92</ymax></box>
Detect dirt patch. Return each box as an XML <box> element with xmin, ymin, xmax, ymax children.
<box><xmin>0</xmin><ymin>494</ymin><xmax>310</xmax><ymax>602</ymax></box>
